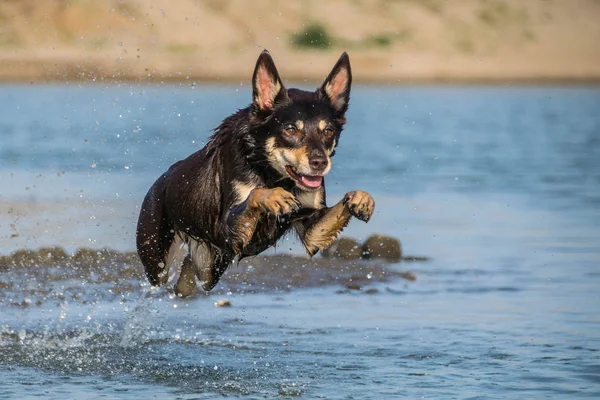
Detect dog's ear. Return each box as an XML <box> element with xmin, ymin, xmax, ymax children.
<box><xmin>319</xmin><ymin>52</ymin><xmax>352</xmax><ymax>114</ymax></box>
<box><xmin>252</xmin><ymin>50</ymin><xmax>287</xmax><ymax>112</ymax></box>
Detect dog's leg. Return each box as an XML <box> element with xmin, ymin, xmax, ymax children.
<box><xmin>174</xmin><ymin>254</ymin><xmax>196</xmax><ymax>297</ymax></box>
<box><xmin>189</xmin><ymin>240</ymin><xmax>232</xmax><ymax>292</ymax></box>
<box><xmin>136</xmin><ymin>174</ymin><xmax>175</xmax><ymax>286</ymax></box>
<box><xmin>174</xmin><ymin>238</ymin><xmax>235</xmax><ymax>294</ymax></box>
<box><xmin>200</xmin><ymin>251</ymin><xmax>234</xmax><ymax>291</ymax></box>
<box><xmin>227</xmin><ymin>187</ymin><xmax>299</xmax><ymax>254</ymax></box>
<box><xmin>296</xmin><ymin>190</ymin><xmax>375</xmax><ymax>256</ymax></box>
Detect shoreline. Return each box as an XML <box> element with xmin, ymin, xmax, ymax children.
<box><xmin>3</xmin><ymin>72</ymin><xmax>600</xmax><ymax>86</ymax></box>
<box><xmin>2</xmin><ymin>56</ymin><xmax>600</xmax><ymax>86</ymax></box>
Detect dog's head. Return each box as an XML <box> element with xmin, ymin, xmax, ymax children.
<box><xmin>250</xmin><ymin>50</ymin><xmax>352</xmax><ymax>192</ymax></box>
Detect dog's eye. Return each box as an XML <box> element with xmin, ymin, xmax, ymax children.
<box><xmin>284</xmin><ymin>125</ymin><xmax>298</xmax><ymax>135</ymax></box>
<box><xmin>324</xmin><ymin>128</ymin><xmax>335</xmax><ymax>137</ymax></box>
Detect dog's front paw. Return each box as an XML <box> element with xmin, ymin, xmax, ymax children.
<box><xmin>343</xmin><ymin>190</ymin><xmax>375</xmax><ymax>222</ymax></box>
<box><xmin>248</xmin><ymin>187</ymin><xmax>300</xmax><ymax>215</ymax></box>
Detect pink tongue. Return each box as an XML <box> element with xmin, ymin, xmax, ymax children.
<box><xmin>300</xmin><ymin>175</ymin><xmax>323</xmax><ymax>188</ymax></box>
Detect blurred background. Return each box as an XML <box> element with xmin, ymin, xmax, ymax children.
<box><xmin>1</xmin><ymin>1</ymin><xmax>599</xmax><ymax>399</ymax></box>
<box><xmin>1</xmin><ymin>0</ymin><xmax>600</xmax><ymax>82</ymax></box>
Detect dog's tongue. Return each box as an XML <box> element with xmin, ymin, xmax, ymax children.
<box><xmin>300</xmin><ymin>175</ymin><xmax>323</xmax><ymax>189</ymax></box>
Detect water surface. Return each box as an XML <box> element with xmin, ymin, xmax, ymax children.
<box><xmin>0</xmin><ymin>84</ymin><xmax>599</xmax><ymax>399</ymax></box>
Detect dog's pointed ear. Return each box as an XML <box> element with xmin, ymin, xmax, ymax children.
<box><xmin>319</xmin><ymin>52</ymin><xmax>352</xmax><ymax>113</ymax></box>
<box><xmin>252</xmin><ymin>50</ymin><xmax>287</xmax><ymax>112</ymax></box>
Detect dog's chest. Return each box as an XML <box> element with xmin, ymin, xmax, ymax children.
<box><xmin>295</xmin><ymin>189</ymin><xmax>324</xmax><ymax>209</ymax></box>
<box><xmin>243</xmin><ymin>215</ymin><xmax>292</xmax><ymax>256</ymax></box>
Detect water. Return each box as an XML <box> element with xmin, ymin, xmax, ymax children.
<box><xmin>0</xmin><ymin>83</ymin><xmax>599</xmax><ymax>399</ymax></box>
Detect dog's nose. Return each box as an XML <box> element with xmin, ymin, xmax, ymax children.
<box><xmin>309</xmin><ymin>155</ymin><xmax>328</xmax><ymax>171</ymax></box>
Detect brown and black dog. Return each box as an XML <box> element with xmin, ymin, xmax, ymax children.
<box><xmin>136</xmin><ymin>50</ymin><xmax>375</xmax><ymax>296</ymax></box>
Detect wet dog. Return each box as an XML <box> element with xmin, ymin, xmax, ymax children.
<box><xmin>136</xmin><ymin>50</ymin><xmax>375</xmax><ymax>296</ymax></box>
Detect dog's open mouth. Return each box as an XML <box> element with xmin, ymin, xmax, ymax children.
<box><xmin>285</xmin><ymin>165</ymin><xmax>323</xmax><ymax>189</ymax></box>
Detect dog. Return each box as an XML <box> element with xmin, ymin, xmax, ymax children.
<box><xmin>136</xmin><ymin>50</ymin><xmax>375</xmax><ymax>296</ymax></box>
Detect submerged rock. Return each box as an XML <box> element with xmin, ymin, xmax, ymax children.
<box><xmin>361</xmin><ymin>234</ymin><xmax>402</xmax><ymax>262</ymax></box>
<box><xmin>399</xmin><ymin>271</ymin><xmax>417</xmax><ymax>281</ymax></box>
<box><xmin>0</xmin><ymin>246</ymin><xmax>69</xmax><ymax>269</ymax></box>
<box><xmin>38</xmin><ymin>246</ymin><xmax>69</xmax><ymax>262</ymax></box>
<box><xmin>322</xmin><ymin>234</ymin><xmax>409</xmax><ymax>262</ymax></box>
<box><xmin>72</xmin><ymin>247</ymin><xmax>126</xmax><ymax>265</ymax></box>
<box><xmin>322</xmin><ymin>237</ymin><xmax>362</xmax><ymax>260</ymax></box>
<box><xmin>0</xmin><ymin>244</ymin><xmax>420</xmax><ymax>305</ymax></box>
<box><xmin>402</xmin><ymin>256</ymin><xmax>430</xmax><ymax>262</ymax></box>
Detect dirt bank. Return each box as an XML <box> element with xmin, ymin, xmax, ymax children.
<box><xmin>1</xmin><ymin>0</ymin><xmax>599</xmax><ymax>83</ymax></box>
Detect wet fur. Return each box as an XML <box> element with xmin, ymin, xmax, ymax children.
<box><xmin>136</xmin><ymin>50</ymin><xmax>374</xmax><ymax>294</ymax></box>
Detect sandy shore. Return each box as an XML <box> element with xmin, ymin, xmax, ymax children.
<box><xmin>1</xmin><ymin>0</ymin><xmax>599</xmax><ymax>84</ymax></box>
<box><xmin>3</xmin><ymin>52</ymin><xmax>600</xmax><ymax>84</ymax></box>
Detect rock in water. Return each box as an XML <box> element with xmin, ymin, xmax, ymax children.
<box><xmin>322</xmin><ymin>237</ymin><xmax>362</xmax><ymax>260</ymax></box>
<box><xmin>362</xmin><ymin>234</ymin><xmax>402</xmax><ymax>262</ymax></box>
<box><xmin>215</xmin><ymin>299</ymin><xmax>231</xmax><ymax>307</ymax></box>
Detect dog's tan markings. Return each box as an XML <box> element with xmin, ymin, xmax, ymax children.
<box><xmin>266</xmin><ymin>137</ymin><xmax>317</xmax><ymax>176</ymax></box>
<box><xmin>265</xmin><ymin>136</ymin><xmax>277</xmax><ymax>158</ymax></box>
<box><xmin>327</xmin><ymin>138</ymin><xmax>337</xmax><ymax>156</ymax></box>
<box><xmin>230</xmin><ymin>187</ymin><xmax>299</xmax><ymax>254</ymax></box>
<box><xmin>265</xmin><ymin>137</ymin><xmax>289</xmax><ymax>175</ymax></box>
<box><xmin>299</xmin><ymin>190</ymin><xmax>375</xmax><ymax>256</ymax></box>
<box><xmin>318</xmin><ymin>120</ymin><xmax>327</xmax><ymax>131</ymax></box>
<box><xmin>289</xmin><ymin>146</ymin><xmax>309</xmax><ymax>164</ymax></box>
<box><xmin>295</xmin><ymin>120</ymin><xmax>304</xmax><ymax>130</ymax></box>
<box><xmin>232</xmin><ymin>180</ymin><xmax>256</xmax><ymax>205</ymax></box>
<box><xmin>285</xmin><ymin>146</ymin><xmax>326</xmax><ymax>176</ymax></box>
<box><xmin>280</xmin><ymin>145</ymin><xmax>332</xmax><ymax>177</ymax></box>
<box><xmin>296</xmin><ymin>188</ymin><xmax>325</xmax><ymax>209</ymax></box>
<box><xmin>301</xmin><ymin>201</ymin><xmax>352</xmax><ymax>256</ymax></box>
<box><xmin>230</xmin><ymin>209</ymin><xmax>261</xmax><ymax>255</ymax></box>
<box><xmin>344</xmin><ymin>190</ymin><xmax>375</xmax><ymax>222</ymax></box>
<box><xmin>248</xmin><ymin>187</ymin><xmax>299</xmax><ymax>214</ymax></box>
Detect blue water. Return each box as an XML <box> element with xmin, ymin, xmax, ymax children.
<box><xmin>0</xmin><ymin>84</ymin><xmax>599</xmax><ymax>399</ymax></box>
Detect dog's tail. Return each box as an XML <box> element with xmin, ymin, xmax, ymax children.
<box><xmin>136</xmin><ymin>173</ymin><xmax>176</xmax><ymax>286</ymax></box>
